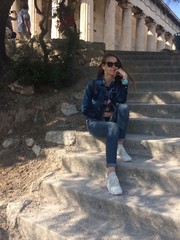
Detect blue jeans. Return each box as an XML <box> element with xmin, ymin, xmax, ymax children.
<box><xmin>87</xmin><ymin>104</ymin><xmax>129</xmax><ymax>167</ymax></box>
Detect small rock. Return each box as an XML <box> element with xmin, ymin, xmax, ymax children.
<box><xmin>30</xmin><ymin>172</ymin><xmax>54</xmax><ymax>192</ymax></box>
<box><xmin>32</xmin><ymin>144</ymin><xmax>41</xmax><ymax>156</ymax></box>
<box><xmin>30</xmin><ymin>180</ymin><xmax>41</xmax><ymax>192</ymax></box>
<box><xmin>2</xmin><ymin>137</ymin><xmax>20</xmax><ymax>149</ymax></box>
<box><xmin>8</xmin><ymin>129</ymin><xmax>13</xmax><ymax>134</ymax></box>
<box><xmin>25</xmin><ymin>138</ymin><xmax>35</xmax><ymax>148</ymax></box>
<box><xmin>45</xmin><ymin>130</ymin><xmax>76</xmax><ymax>146</ymax></box>
<box><xmin>0</xmin><ymin>215</ymin><xmax>6</xmax><ymax>223</ymax></box>
<box><xmin>8</xmin><ymin>81</ymin><xmax>34</xmax><ymax>95</ymax></box>
<box><xmin>6</xmin><ymin>200</ymin><xmax>32</xmax><ymax>228</ymax></box>
<box><xmin>19</xmin><ymin>200</ymin><xmax>32</xmax><ymax>212</ymax></box>
<box><xmin>61</xmin><ymin>102</ymin><xmax>78</xmax><ymax>116</ymax></box>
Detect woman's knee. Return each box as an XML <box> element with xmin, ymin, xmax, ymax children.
<box><xmin>116</xmin><ymin>103</ymin><xmax>129</xmax><ymax>113</ymax></box>
<box><xmin>108</xmin><ymin>122</ymin><xmax>119</xmax><ymax>137</ymax></box>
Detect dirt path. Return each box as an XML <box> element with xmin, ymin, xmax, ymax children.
<box><xmin>0</xmin><ymin>74</ymin><xmax>86</xmax><ymax>239</ymax></box>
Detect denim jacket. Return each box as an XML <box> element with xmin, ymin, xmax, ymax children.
<box><xmin>81</xmin><ymin>76</ymin><xmax>128</xmax><ymax>121</ymax></box>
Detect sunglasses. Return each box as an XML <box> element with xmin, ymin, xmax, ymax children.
<box><xmin>106</xmin><ymin>62</ymin><xmax>121</xmax><ymax>68</ymax></box>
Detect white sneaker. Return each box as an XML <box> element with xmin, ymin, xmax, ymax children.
<box><xmin>117</xmin><ymin>145</ymin><xmax>132</xmax><ymax>162</ymax></box>
<box><xmin>106</xmin><ymin>172</ymin><xmax>123</xmax><ymax>195</ymax></box>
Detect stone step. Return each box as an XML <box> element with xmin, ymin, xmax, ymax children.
<box><xmin>75</xmin><ymin>132</ymin><xmax>180</xmax><ymax>162</ymax></box>
<box><xmin>108</xmin><ymin>50</ymin><xmax>178</xmax><ymax>57</ymax></box>
<box><xmin>125</xmin><ymin>134</ymin><xmax>180</xmax><ymax>161</ymax></box>
<box><xmin>128</xmin><ymin>92</ymin><xmax>180</xmax><ymax>104</ymax></box>
<box><xmin>129</xmin><ymin>103</ymin><xmax>180</xmax><ymax>118</ymax></box>
<box><xmin>111</xmin><ymin>50</ymin><xmax>169</xmax><ymax>55</ymax></box>
<box><xmin>129</xmin><ymin>73</ymin><xmax>180</xmax><ymax>81</ymax></box>
<box><xmin>60</xmin><ymin>151</ymin><xmax>180</xmax><ymax>194</ymax></box>
<box><xmin>128</xmin><ymin>81</ymin><xmax>180</xmax><ymax>91</ymax></box>
<box><xmin>123</xmin><ymin>60</ymin><xmax>180</xmax><ymax>66</ymax></box>
<box><xmin>126</xmin><ymin>66</ymin><xmax>180</xmax><ymax>73</ymax></box>
<box><xmin>18</xmin><ymin>202</ymin><xmax>168</xmax><ymax>240</ymax></box>
<box><xmin>128</xmin><ymin>117</ymin><xmax>180</xmax><ymax>137</ymax></box>
<box><xmin>37</xmin><ymin>173</ymin><xmax>180</xmax><ymax>240</ymax></box>
<box><xmin>115</xmin><ymin>53</ymin><xmax>180</xmax><ymax>61</ymax></box>
<box><xmin>121</xmin><ymin>55</ymin><xmax>178</xmax><ymax>60</ymax></box>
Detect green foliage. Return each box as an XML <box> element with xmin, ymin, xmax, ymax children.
<box><xmin>50</xmin><ymin>62</ymin><xmax>73</xmax><ymax>88</ymax></box>
<box><xmin>52</xmin><ymin>30</ymin><xmax>80</xmax><ymax>88</ymax></box>
<box><xmin>13</xmin><ymin>58</ymin><xmax>47</xmax><ymax>86</ymax></box>
<box><xmin>12</xmin><ymin>27</ymin><xmax>80</xmax><ymax>89</ymax></box>
<box><xmin>12</xmin><ymin>41</ymin><xmax>49</xmax><ymax>86</ymax></box>
<box><xmin>54</xmin><ymin>1</ymin><xmax>80</xmax><ymax>87</ymax></box>
<box><xmin>12</xmin><ymin>0</ymin><xmax>81</xmax><ymax>90</ymax></box>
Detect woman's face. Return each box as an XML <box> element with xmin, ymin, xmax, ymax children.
<box><xmin>102</xmin><ymin>56</ymin><xmax>120</xmax><ymax>77</ymax></box>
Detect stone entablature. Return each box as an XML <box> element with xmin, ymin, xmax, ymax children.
<box><xmin>128</xmin><ymin>0</ymin><xmax>180</xmax><ymax>34</ymax></box>
<box><xmin>11</xmin><ymin>0</ymin><xmax>180</xmax><ymax>51</ymax></box>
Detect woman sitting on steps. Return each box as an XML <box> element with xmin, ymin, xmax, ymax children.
<box><xmin>81</xmin><ymin>52</ymin><xmax>134</xmax><ymax>195</ymax></box>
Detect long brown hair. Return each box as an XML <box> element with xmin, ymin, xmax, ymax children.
<box><xmin>97</xmin><ymin>53</ymin><xmax>135</xmax><ymax>88</ymax></box>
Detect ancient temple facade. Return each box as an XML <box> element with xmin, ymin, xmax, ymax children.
<box><xmin>11</xmin><ymin>0</ymin><xmax>180</xmax><ymax>51</ymax></box>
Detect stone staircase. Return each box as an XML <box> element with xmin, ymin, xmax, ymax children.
<box><xmin>18</xmin><ymin>51</ymin><xmax>180</xmax><ymax>240</ymax></box>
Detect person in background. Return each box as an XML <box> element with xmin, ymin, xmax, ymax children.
<box><xmin>82</xmin><ymin>53</ymin><xmax>134</xmax><ymax>196</ymax></box>
<box><xmin>6</xmin><ymin>10</ymin><xmax>17</xmax><ymax>39</ymax></box>
<box><xmin>17</xmin><ymin>3</ymin><xmax>31</xmax><ymax>40</ymax></box>
<box><xmin>57</xmin><ymin>0</ymin><xmax>77</xmax><ymax>34</ymax></box>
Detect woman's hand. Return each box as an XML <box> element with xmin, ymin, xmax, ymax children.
<box><xmin>115</xmin><ymin>68</ymin><xmax>127</xmax><ymax>79</ymax></box>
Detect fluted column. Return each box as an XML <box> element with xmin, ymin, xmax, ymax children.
<box><xmin>11</xmin><ymin>0</ymin><xmax>21</xmax><ymax>34</ymax></box>
<box><xmin>28</xmin><ymin>0</ymin><xmax>36</xmax><ymax>36</ymax></box>
<box><xmin>135</xmin><ymin>13</ymin><xmax>146</xmax><ymax>51</ymax></box>
<box><xmin>80</xmin><ymin>0</ymin><xmax>94</xmax><ymax>42</ymax></box>
<box><xmin>104</xmin><ymin>0</ymin><xmax>116</xmax><ymax>50</ymax></box>
<box><xmin>172</xmin><ymin>40</ymin><xmax>176</xmax><ymax>51</ymax></box>
<box><xmin>165</xmin><ymin>33</ymin><xmax>173</xmax><ymax>50</ymax></box>
<box><xmin>146</xmin><ymin>22</ymin><xmax>157</xmax><ymax>51</ymax></box>
<box><xmin>119</xmin><ymin>2</ymin><xmax>133</xmax><ymax>51</ymax></box>
<box><xmin>157</xmin><ymin>30</ymin><xmax>165</xmax><ymax>51</ymax></box>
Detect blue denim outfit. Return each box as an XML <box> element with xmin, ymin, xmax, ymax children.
<box><xmin>81</xmin><ymin>76</ymin><xmax>129</xmax><ymax>167</ymax></box>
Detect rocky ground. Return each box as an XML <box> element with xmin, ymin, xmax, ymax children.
<box><xmin>0</xmin><ymin>64</ymin><xmax>90</xmax><ymax>239</ymax></box>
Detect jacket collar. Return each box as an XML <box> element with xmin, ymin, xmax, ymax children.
<box><xmin>96</xmin><ymin>76</ymin><xmax>115</xmax><ymax>88</ymax></box>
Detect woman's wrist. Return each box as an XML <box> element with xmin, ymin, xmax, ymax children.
<box><xmin>121</xmin><ymin>78</ymin><xmax>128</xmax><ymax>85</ymax></box>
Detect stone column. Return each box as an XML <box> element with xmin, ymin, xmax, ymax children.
<box><xmin>28</xmin><ymin>0</ymin><xmax>36</xmax><ymax>36</ymax></box>
<box><xmin>135</xmin><ymin>13</ymin><xmax>146</xmax><ymax>51</ymax></box>
<box><xmin>11</xmin><ymin>0</ymin><xmax>23</xmax><ymax>35</ymax></box>
<box><xmin>51</xmin><ymin>1</ymin><xmax>60</xmax><ymax>39</ymax></box>
<box><xmin>172</xmin><ymin>40</ymin><xmax>176</xmax><ymax>51</ymax></box>
<box><xmin>157</xmin><ymin>30</ymin><xmax>165</xmax><ymax>51</ymax></box>
<box><xmin>104</xmin><ymin>0</ymin><xmax>116</xmax><ymax>50</ymax></box>
<box><xmin>10</xmin><ymin>1</ymin><xmax>18</xmax><ymax>34</ymax></box>
<box><xmin>146</xmin><ymin>21</ymin><xmax>157</xmax><ymax>51</ymax></box>
<box><xmin>165</xmin><ymin>33</ymin><xmax>173</xmax><ymax>50</ymax></box>
<box><xmin>80</xmin><ymin>0</ymin><xmax>94</xmax><ymax>42</ymax></box>
<box><xmin>119</xmin><ymin>2</ymin><xmax>133</xmax><ymax>51</ymax></box>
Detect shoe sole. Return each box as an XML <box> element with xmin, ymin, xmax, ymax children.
<box><xmin>106</xmin><ymin>186</ymin><xmax>123</xmax><ymax>195</ymax></box>
<box><xmin>122</xmin><ymin>159</ymin><xmax>132</xmax><ymax>162</ymax></box>
<box><xmin>107</xmin><ymin>189</ymin><xmax>123</xmax><ymax>195</ymax></box>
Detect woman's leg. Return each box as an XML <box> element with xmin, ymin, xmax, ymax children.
<box><xmin>110</xmin><ymin>103</ymin><xmax>129</xmax><ymax>140</ymax></box>
<box><xmin>87</xmin><ymin>120</ymin><xmax>123</xmax><ymax>195</ymax></box>
<box><xmin>110</xmin><ymin>104</ymin><xmax>132</xmax><ymax>161</ymax></box>
<box><xmin>87</xmin><ymin>120</ymin><xmax>119</xmax><ymax>167</ymax></box>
